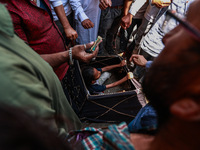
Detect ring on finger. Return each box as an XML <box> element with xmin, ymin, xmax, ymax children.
<box><xmin>83</xmin><ymin>44</ymin><xmax>86</xmax><ymax>50</ymax></box>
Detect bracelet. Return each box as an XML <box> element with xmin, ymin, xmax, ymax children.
<box><xmin>69</xmin><ymin>48</ymin><xmax>74</xmax><ymax>65</ymax></box>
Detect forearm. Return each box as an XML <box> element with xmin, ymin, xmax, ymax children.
<box><xmin>124</xmin><ymin>0</ymin><xmax>133</xmax><ymax>16</ymax></box>
<box><xmin>54</xmin><ymin>5</ymin><xmax>72</xmax><ymax>30</ymax></box>
<box><xmin>40</xmin><ymin>51</ymin><xmax>69</xmax><ymax>68</ymax></box>
<box><xmin>106</xmin><ymin>76</ymin><xmax>128</xmax><ymax>89</ymax></box>
<box><xmin>102</xmin><ymin>64</ymin><xmax>121</xmax><ymax>72</ymax></box>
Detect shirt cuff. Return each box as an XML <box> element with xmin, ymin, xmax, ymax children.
<box><xmin>75</xmin><ymin>7</ymin><xmax>89</xmax><ymax>22</ymax></box>
<box><xmin>49</xmin><ymin>0</ymin><xmax>63</xmax><ymax>7</ymax></box>
<box><xmin>145</xmin><ymin>61</ymin><xmax>153</xmax><ymax>70</ymax></box>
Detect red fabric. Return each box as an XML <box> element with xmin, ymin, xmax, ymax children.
<box><xmin>1</xmin><ymin>0</ymin><xmax>68</xmax><ymax>80</ymax></box>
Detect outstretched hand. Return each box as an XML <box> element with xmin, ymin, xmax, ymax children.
<box><xmin>72</xmin><ymin>40</ymin><xmax>102</xmax><ymax>63</ymax></box>
<box><xmin>129</xmin><ymin>54</ymin><xmax>147</xmax><ymax>67</ymax></box>
<box><xmin>120</xmin><ymin>60</ymin><xmax>127</xmax><ymax>67</ymax></box>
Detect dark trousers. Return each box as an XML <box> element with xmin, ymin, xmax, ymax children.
<box><xmin>98</xmin><ymin>7</ymin><xmax>123</xmax><ymax>54</ymax></box>
<box><xmin>120</xmin><ymin>19</ymin><xmax>142</xmax><ymax>52</ymax></box>
<box><xmin>55</xmin><ymin>13</ymin><xmax>74</xmax><ymax>46</ymax></box>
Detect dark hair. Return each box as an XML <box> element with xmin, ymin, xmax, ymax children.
<box><xmin>0</xmin><ymin>104</ymin><xmax>72</xmax><ymax>150</ymax></box>
<box><xmin>142</xmin><ymin>44</ymin><xmax>200</xmax><ymax>127</ymax></box>
<box><xmin>82</xmin><ymin>66</ymin><xmax>95</xmax><ymax>86</ymax></box>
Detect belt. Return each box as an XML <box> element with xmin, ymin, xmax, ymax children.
<box><xmin>110</xmin><ymin>5</ymin><xmax>123</xmax><ymax>9</ymax></box>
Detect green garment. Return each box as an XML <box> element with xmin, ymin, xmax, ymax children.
<box><xmin>0</xmin><ymin>4</ymin><xmax>81</xmax><ymax>137</ymax></box>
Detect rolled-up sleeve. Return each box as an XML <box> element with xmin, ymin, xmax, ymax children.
<box><xmin>145</xmin><ymin>61</ymin><xmax>153</xmax><ymax>71</ymax></box>
<box><xmin>69</xmin><ymin>0</ymin><xmax>88</xmax><ymax>22</ymax></box>
<box><xmin>49</xmin><ymin>0</ymin><xmax>63</xmax><ymax>7</ymax></box>
<box><xmin>129</xmin><ymin>0</ymin><xmax>146</xmax><ymax>16</ymax></box>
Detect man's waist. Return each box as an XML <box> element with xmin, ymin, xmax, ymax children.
<box><xmin>110</xmin><ymin>5</ymin><xmax>123</xmax><ymax>9</ymax></box>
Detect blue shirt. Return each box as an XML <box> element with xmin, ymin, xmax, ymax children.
<box><xmin>87</xmin><ymin>68</ymin><xmax>106</xmax><ymax>94</ymax></box>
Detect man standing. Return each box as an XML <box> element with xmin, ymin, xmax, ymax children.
<box><xmin>49</xmin><ymin>0</ymin><xmax>94</xmax><ymax>45</ymax></box>
<box><xmin>1</xmin><ymin>0</ymin><xmax>96</xmax><ymax>81</ymax></box>
<box><xmin>75</xmin><ymin>0</ymin><xmax>101</xmax><ymax>45</ymax></box>
<box><xmin>98</xmin><ymin>0</ymin><xmax>132</xmax><ymax>55</ymax></box>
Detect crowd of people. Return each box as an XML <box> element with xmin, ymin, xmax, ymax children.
<box><xmin>0</xmin><ymin>0</ymin><xmax>200</xmax><ymax>149</ymax></box>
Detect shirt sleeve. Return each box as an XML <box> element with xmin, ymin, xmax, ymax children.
<box><xmin>129</xmin><ymin>0</ymin><xmax>147</xmax><ymax>16</ymax></box>
<box><xmin>145</xmin><ymin>61</ymin><xmax>153</xmax><ymax>70</ymax></box>
<box><xmin>48</xmin><ymin>0</ymin><xmax>63</xmax><ymax>7</ymax></box>
<box><xmin>97</xmin><ymin>68</ymin><xmax>103</xmax><ymax>73</ymax></box>
<box><xmin>69</xmin><ymin>0</ymin><xmax>88</xmax><ymax>22</ymax></box>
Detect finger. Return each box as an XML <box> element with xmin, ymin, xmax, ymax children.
<box><xmin>99</xmin><ymin>2</ymin><xmax>105</xmax><ymax>9</ymax></box>
<box><xmin>83</xmin><ymin>44</ymin><xmax>87</xmax><ymax>50</ymax></box>
<box><xmin>127</xmin><ymin>23</ymin><xmax>131</xmax><ymax>28</ymax></box>
<box><xmin>99</xmin><ymin>4</ymin><xmax>103</xmax><ymax>9</ymax></box>
<box><xmin>75</xmin><ymin>33</ymin><xmax>78</xmax><ymax>39</ymax></box>
<box><xmin>83</xmin><ymin>25</ymin><xmax>87</xmax><ymax>29</ymax></box>
<box><xmin>84</xmin><ymin>49</ymin><xmax>98</xmax><ymax>63</ymax></box>
<box><xmin>70</xmin><ymin>36</ymin><xmax>73</xmax><ymax>41</ymax></box>
<box><xmin>100</xmin><ymin>2</ymin><xmax>107</xmax><ymax>9</ymax></box>
<box><xmin>91</xmin><ymin>23</ymin><xmax>94</xmax><ymax>28</ymax></box>
<box><xmin>102</xmin><ymin>1</ymin><xmax>107</xmax><ymax>8</ymax></box>
<box><xmin>73</xmin><ymin>35</ymin><xmax>76</xmax><ymax>40</ymax></box>
<box><xmin>129</xmin><ymin>55</ymin><xmax>133</xmax><ymax>62</ymax></box>
<box><xmin>129</xmin><ymin>54</ymin><xmax>138</xmax><ymax>62</ymax></box>
<box><xmin>85</xmin><ymin>41</ymin><xmax>95</xmax><ymax>50</ymax></box>
<box><xmin>70</xmin><ymin>34</ymin><xmax>74</xmax><ymax>40</ymax></box>
<box><xmin>121</xmin><ymin>24</ymin><xmax>126</xmax><ymax>30</ymax></box>
<box><xmin>92</xmin><ymin>46</ymin><xmax>99</xmax><ymax>57</ymax></box>
<box><xmin>86</xmin><ymin>22</ymin><xmax>90</xmax><ymax>29</ymax></box>
<box><xmin>88</xmin><ymin>23</ymin><xmax>92</xmax><ymax>28</ymax></box>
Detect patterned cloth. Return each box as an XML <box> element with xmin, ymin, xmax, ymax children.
<box><xmin>82</xmin><ymin>122</ymin><xmax>135</xmax><ymax>150</ymax></box>
<box><xmin>1</xmin><ymin>0</ymin><xmax>68</xmax><ymax>80</ymax></box>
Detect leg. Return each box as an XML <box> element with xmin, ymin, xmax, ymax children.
<box><xmin>98</xmin><ymin>8</ymin><xmax>116</xmax><ymax>55</ymax></box>
<box><xmin>106</xmin><ymin>8</ymin><xmax>123</xmax><ymax>54</ymax></box>
<box><xmin>120</xmin><ymin>19</ymin><xmax>142</xmax><ymax>53</ymax></box>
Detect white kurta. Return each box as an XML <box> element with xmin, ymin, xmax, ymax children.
<box><xmin>75</xmin><ymin>0</ymin><xmax>101</xmax><ymax>44</ymax></box>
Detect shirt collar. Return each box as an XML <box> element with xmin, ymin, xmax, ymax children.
<box><xmin>0</xmin><ymin>4</ymin><xmax>14</xmax><ymax>37</ymax></box>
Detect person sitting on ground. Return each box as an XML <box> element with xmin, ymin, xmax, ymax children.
<box><xmin>82</xmin><ymin>60</ymin><xmax>128</xmax><ymax>94</ymax></box>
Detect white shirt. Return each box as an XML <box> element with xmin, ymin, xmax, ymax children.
<box><xmin>75</xmin><ymin>0</ymin><xmax>101</xmax><ymax>44</ymax></box>
<box><xmin>129</xmin><ymin>0</ymin><xmax>148</xmax><ymax>19</ymax></box>
<box><xmin>49</xmin><ymin>0</ymin><xmax>88</xmax><ymax>22</ymax></box>
<box><xmin>141</xmin><ymin>0</ymin><xmax>193</xmax><ymax>57</ymax></box>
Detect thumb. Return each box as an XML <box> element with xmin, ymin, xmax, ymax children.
<box><xmin>133</xmin><ymin>57</ymin><xmax>138</xmax><ymax>62</ymax></box>
<box><xmin>85</xmin><ymin>42</ymin><xmax>94</xmax><ymax>49</ymax></box>
<box><xmin>85</xmin><ymin>41</ymin><xmax>95</xmax><ymax>49</ymax></box>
